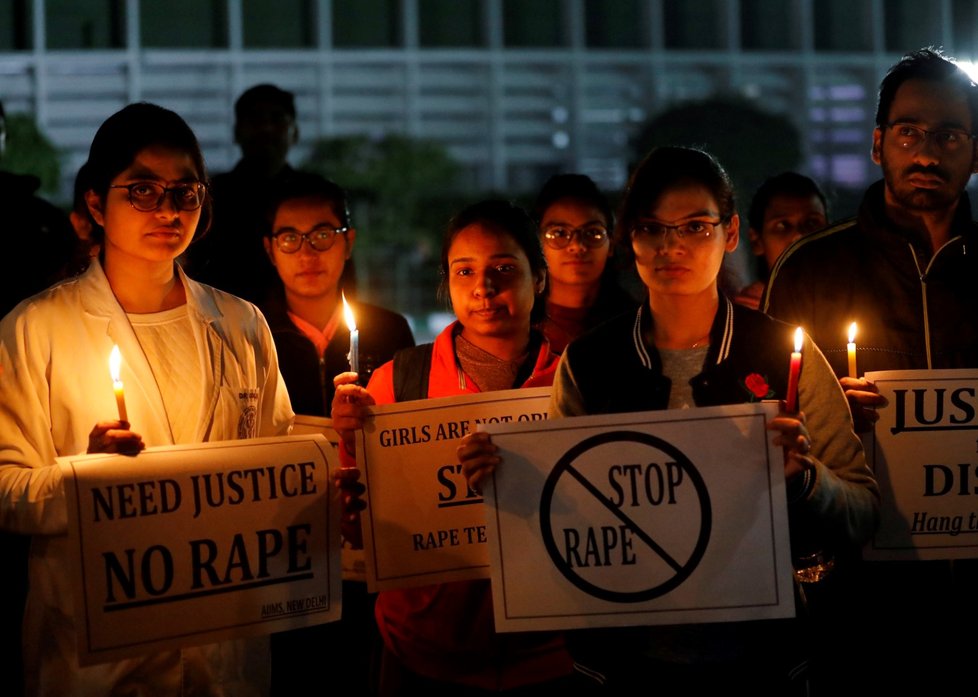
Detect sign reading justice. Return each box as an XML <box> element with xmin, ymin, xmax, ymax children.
<box><xmin>480</xmin><ymin>403</ymin><xmax>794</xmax><ymax>632</ymax></box>
<box><xmin>356</xmin><ymin>388</ymin><xmax>550</xmax><ymax>591</ymax></box>
<box><xmin>59</xmin><ymin>434</ymin><xmax>341</xmax><ymax>666</ymax></box>
<box><xmin>864</xmin><ymin>369</ymin><xmax>978</xmax><ymax>561</ymax></box>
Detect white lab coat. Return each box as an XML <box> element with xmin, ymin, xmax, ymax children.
<box><xmin>0</xmin><ymin>259</ymin><xmax>294</xmax><ymax>696</ymax></box>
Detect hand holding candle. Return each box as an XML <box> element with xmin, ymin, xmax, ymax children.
<box><xmin>786</xmin><ymin>327</ymin><xmax>803</xmax><ymax>414</ymax></box>
<box><xmin>109</xmin><ymin>345</ymin><xmax>128</xmax><ymax>423</ymax></box>
<box><xmin>847</xmin><ymin>322</ymin><xmax>858</xmax><ymax>379</ymax></box>
<box><xmin>342</xmin><ymin>292</ymin><xmax>359</xmax><ymax>375</ymax></box>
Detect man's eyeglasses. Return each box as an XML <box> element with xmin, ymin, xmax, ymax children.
<box><xmin>271</xmin><ymin>226</ymin><xmax>349</xmax><ymax>253</ymax></box>
<box><xmin>109</xmin><ymin>181</ymin><xmax>206</xmax><ymax>212</ymax></box>
<box><xmin>541</xmin><ymin>225</ymin><xmax>609</xmax><ymax>249</ymax></box>
<box><xmin>630</xmin><ymin>220</ymin><xmax>722</xmax><ymax>245</ymax></box>
<box><xmin>884</xmin><ymin>122</ymin><xmax>976</xmax><ymax>153</ymax></box>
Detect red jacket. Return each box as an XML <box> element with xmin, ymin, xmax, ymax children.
<box><xmin>365</xmin><ymin>322</ymin><xmax>573</xmax><ymax>689</ymax></box>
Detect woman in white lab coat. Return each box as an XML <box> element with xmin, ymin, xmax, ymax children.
<box><xmin>0</xmin><ymin>102</ymin><xmax>293</xmax><ymax>696</ymax></box>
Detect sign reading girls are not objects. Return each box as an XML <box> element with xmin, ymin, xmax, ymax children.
<box><xmin>356</xmin><ymin>387</ymin><xmax>551</xmax><ymax>591</ymax></box>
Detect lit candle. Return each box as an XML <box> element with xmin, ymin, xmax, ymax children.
<box><xmin>109</xmin><ymin>345</ymin><xmax>128</xmax><ymax>423</ymax></box>
<box><xmin>847</xmin><ymin>322</ymin><xmax>858</xmax><ymax>379</ymax></box>
<box><xmin>786</xmin><ymin>327</ymin><xmax>803</xmax><ymax>414</ymax></box>
<box><xmin>342</xmin><ymin>292</ymin><xmax>359</xmax><ymax>375</ymax></box>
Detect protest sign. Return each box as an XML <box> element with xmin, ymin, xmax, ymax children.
<box><xmin>864</xmin><ymin>369</ymin><xmax>978</xmax><ymax>561</ymax></box>
<box><xmin>357</xmin><ymin>387</ymin><xmax>550</xmax><ymax>591</ymax></box>
<box><xmin>291</xmin><ymin>414</ymin><xmax>364</xmax><ymax>581</ymax></box>
<box><xmin>59</xmin><ymin>434</ymin><xmax>341</xmax><ymax>665</ymax></box>
<box><xmin>480</xmin><ymin>403</ymin><xmax>794</xmax><ymax>631</ymax></box>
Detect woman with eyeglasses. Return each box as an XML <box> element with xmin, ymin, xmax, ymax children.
<box><xmin>533</xmin><ymin>174</ymin><xmax>636</xmax><ymax>353</ymax></box>
<box><xmin>460</xmin><ymin>147</ymin><xmax>878</xmax><ymax>695</ymax></box>
<box><xmin>331</xmin><ymin>200</ymin><xmax>601</xmax><ymax>695</ymax></box>
<box><xmin>260</xmin><ymin>177</ymin><xmax>414</xmax><ymax>418</ymax></box>
<box><xmin>258</xmin><ymin>177</ymin><xmax>413</xmax><ymax>697</ymax></box>
<box><xmin>0</xmin><ymin>103</ymin><xmax>293</xmax><ymax>695</ymax></box>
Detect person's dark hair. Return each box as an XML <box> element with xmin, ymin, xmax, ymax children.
<box><xmin>533</xmin><ymin>173</ymin><xmax>615</xmax><ymax>231</ymax></box>
<box><xmin>83</xmin><ymin>102</ymin><xmax>211</xmax><ymax>245</ymax></box>
<box><xmin>235</xmin><ymin>83</ymin><xmax>297</xmax><ymax>122</ymax></box>
<box><xmin>747</xmin><ymin>172</ymin><xmax>827</xmax><ymax>232</ymax></box>
<box><xmin>876</xmin><ymin>47</ymin><xmax>978</xmax><ymax>129</ymax></box>
<box><xmin>439</xmin><ymin>199</ymin><xmax>547</xmax><ymax>322</ymax></box>
<box><xmin>263</xmin><ymin>175</ymin><xmax>352</xmax><ymax>234</ymax></box>
<box><xmin>616</xmin><ymin>146</ymin><xmax>736</xmax><ymax>259</ymax></box>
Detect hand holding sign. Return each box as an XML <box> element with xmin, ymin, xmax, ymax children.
<box><xmin>839</xmin><ymin>376</ymin><xmax>888</xmax><ymax>434</ymax></box>
<box><xmin>457</xmin><ymin>431</ymin><xmax>501</xmax><ymax>495</ymax></box>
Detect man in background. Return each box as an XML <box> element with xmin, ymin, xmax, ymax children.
<box><xmin>184</xmin><ymin>84</ymin><xmax>325</xmax><ymax>304</ymax></box>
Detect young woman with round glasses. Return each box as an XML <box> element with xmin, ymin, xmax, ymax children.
<box><xmin>259</xmin><ymin>177</ymin><xmax>414</xmax><ymax>697</ymax></box>
<box><xmin>534</xmin><ymin>173</ymin><xmax>635</xmax><ymax>353</ymax></box>
<box><xmin>460</xmin><ymin>147</ymin><xmax>879</xmax><ymax>695</ymax></box>
<box><xmin>0</xmin><ymin>102</ymin><xmax>294</xmax><ymax>695</ymax></box>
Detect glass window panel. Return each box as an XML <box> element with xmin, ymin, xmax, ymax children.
<box><xmin>0</xmin><ymin>0</ymin><xmax>31</xmax><ymax>50</ymax></box>
<box><xmin>46</xmin><ymin>0</ymin><xmax>124</xmax><ymax>49</ymax></box>
<box><xmin>740</xmin><ymin>0</ymin><xmax>794</xmax><ymax>50</ymax></box>
<box><xmin>503</xmin><ymin>0</ymin><xmax>564</xmax><ymax>47</ymax></box>
<box><xmin>952</xmin><ymin>0</ymin><xmax>978</xmax><ymax>57</ymax></box>
<box><xmin>140</xmin><ymin>0</ymin><xmax>228</xmax><ymax>48</ymax></box>
<box><xmin>585</xmin><ymin>0</ymin><xmax>645</xmax><ymax>48</ymax></box>
<box><xmin>243</xmin><ymin>0</ymin><xmax>314</xmax><ymax>48</ymax></box>
<box><xmin>419</xmin><ymin>0</ymin><xmax>483</xmax><ymax>47</ymax></box>
<box><xmin>333</xmin><ymin>0</ymin><xmax>400</xmax><ymax>47</ymax></box>
<box><xmin>663</xmin><ymin>0</ymin><xmax>723</xmax><ymax>50</ymax></box>
<box><xmin>814</xmin><ymin>0</ymin><xmax>872</xmax><ymax>51</ymax></box>
<box><xmin>884</xmin><ymin>1</ymin><xmax>941</xmax><ymax>53</ymax></box>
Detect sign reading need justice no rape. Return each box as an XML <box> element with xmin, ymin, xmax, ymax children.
<box><xmin>59</xmin><ymin>434</ymin><xmax>342</xmax><ymax>666</ymax></box>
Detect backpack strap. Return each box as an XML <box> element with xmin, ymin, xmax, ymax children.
<box><xmin>392</xmin><ymin>343</ymin><xmax>434</xmax><ymax>402</ymax></box>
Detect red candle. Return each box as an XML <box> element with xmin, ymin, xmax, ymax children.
<box><xmin>786</xmin><ymin>327</ymin><xmax>803</xmax><ymax>413</ymax></box>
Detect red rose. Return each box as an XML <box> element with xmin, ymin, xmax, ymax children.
<box><xmin>745</xmin><ymin>373</ymin><xmax>769</xmax><ymax>399</ymax></box>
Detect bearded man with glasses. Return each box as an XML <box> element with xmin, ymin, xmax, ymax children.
<box><xmin>763</xmin><ymin>47</ymin><xmax>978</xmax><ymax>695</ymax></box>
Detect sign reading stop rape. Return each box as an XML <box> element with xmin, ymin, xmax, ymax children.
<box><xmin>357</xmin><ymin>387</ymin><xmax>550</xmax><ymax>591</ymax></box>
<box><xmin>481</xmin><ymin>403</ymin><xmax>794</xmax><ymax>631</ymax></box>
<box><xmin>864</xmin><ymin>369</ymin><xmax>978</xmax><ymax>561</ymax></box>
<box><xmin>58</xmin><ymin>434</ymin><xmax>341</xmax><ymax>666</ymax></box>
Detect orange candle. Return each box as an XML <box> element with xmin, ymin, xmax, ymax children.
<box><xmin>109</xmin><ymin>345</ymin><xmax>128</xmax><ymax>422</ymax></box>
<box><xmin>847</xmin><ymin>322</ymin><xmax>858</xmax><ymax>379</ymax></box>
<box><xmin>786</xmin><ymin>327</ymin><xmax>803</xmax><ymax>413</ymax></box>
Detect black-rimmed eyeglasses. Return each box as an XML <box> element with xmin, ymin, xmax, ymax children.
<box><xmin>109</xmin><ymin>181</ymin><xmax>206</xmax><ymax>212</ymax></box>
<box><xmin>271</xmin><ymin>226</ymin><xmax>349</xmax><ymax>253</ymax></box>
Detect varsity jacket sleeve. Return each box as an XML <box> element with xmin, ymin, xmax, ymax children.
<box><xmin>792</xmin><ymin>333</ymin><xmax>880</xmax><ymax>547</ymax></box>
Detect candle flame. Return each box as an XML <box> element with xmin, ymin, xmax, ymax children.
<box><xmin>848</xmin><ymin>322</ymin><xmax>857</xmax><ymax>344</ymax></box>
<box><xmin>109</xmin><ymin>345</ymin><xmax>122</xmax><ymax>383</ymax></box>
<box><xmin>342</xmin><ymin>292</ymin><xmax>356</xmax><ymax>332</ymax></box>
<box><xmin>793</xmin><ymin>327</ymin><xmax>804</xmax><ymax>352</ymax></box>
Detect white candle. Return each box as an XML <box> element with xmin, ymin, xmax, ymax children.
<box><xmin>342</xmin><ymin>293</ymin><xmax>359</xmax><ymax>375</ymax></box>
<box><xmin>847</xmin><ymin>322</ymin><xmax>858</xmax><ymax>379</ymax></box>
<box><xmin>109</xmin><ymin>345</ymin><xmax>128</xmax><ymax>422</ymax></box>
